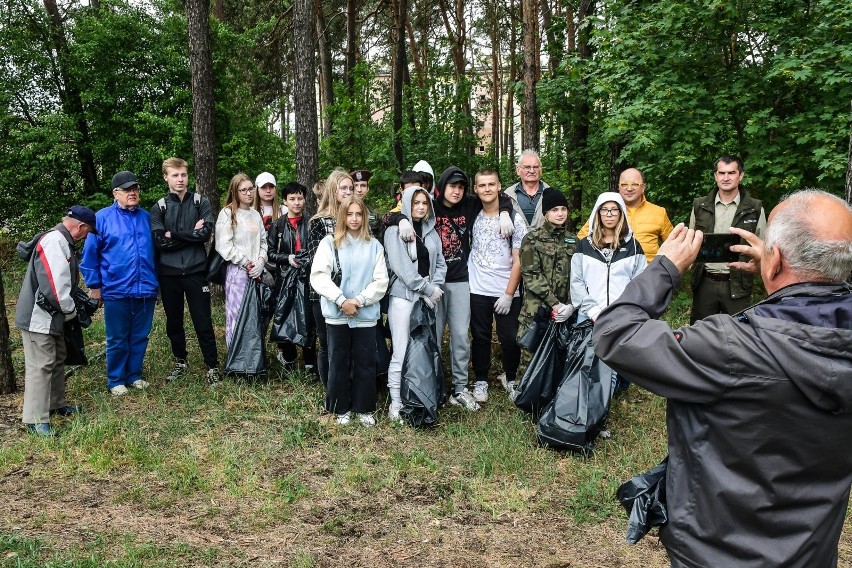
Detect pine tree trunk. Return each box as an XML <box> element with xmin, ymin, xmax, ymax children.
<box><xmin>521</xmin><ymin>0</ymin><xmax>540</xmax><ymax>151</ymax></box>
<box><xmin>294</xmin><ymin>0</ymin><xmax>319</xmax><ymax>210</ymax></box>
<box><xmin>43</xmin><ymin>0</ymin><xmax>98</xmax><ymax>194</ymax></box>
<box><xmin>315</xmin><ymin>1</ymin><xmax>334</xmax><ymax>137</ymax></box>
<box><xmin>391</xmin><ymin>0</ymin><xmax>407</xmax><ymax>170</ymax></box>
<box><xmin>185</xmin><ymin>0</ymin><xmax>219</xmax><ymax>210</ymax></box>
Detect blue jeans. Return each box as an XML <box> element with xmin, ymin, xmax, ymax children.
<box><xmin>104</xmin><ymin>298</ymin><xmax>155</xmax><ymax>389</ymax></box>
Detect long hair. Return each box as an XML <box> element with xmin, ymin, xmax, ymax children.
<box><xmin>253</xmin><ymin>179</ymin><xmax>282</xmax><ymax>224</ymax></box>
<box><xmin>333</xmin><ymin>196</ymin><xmax>371</xmax><ymax>248</ymax></box>
<box><xmin>224</xmin><ymin>173</ymin><xmax>253</xmax><ymax>228</ymax></box>
<box><xmin>591</xmin><ymin>201</ymin><xmax>628</xmax><ymax>251</ymax></box>
<box><xmin>313</xmin><ymin>168</ymin><xmax>353</xmax><ymax>220</ymax></box>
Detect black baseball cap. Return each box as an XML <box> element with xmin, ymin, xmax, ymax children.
<box><xmin>111</xmin><ymin>171</ymin><xmax>139</xmax><ymax>190</ymax></box>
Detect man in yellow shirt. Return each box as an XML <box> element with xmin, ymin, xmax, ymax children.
<box><xmin>577</xmin><ymin>168</ymin><xmax>672</xmax><ymax>262</ymax></box>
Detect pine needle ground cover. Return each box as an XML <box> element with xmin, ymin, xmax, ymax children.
<box><xmin>1</xmin><ymin>267</ymin><xmax>849</xmax><ymax>567</ymax></box>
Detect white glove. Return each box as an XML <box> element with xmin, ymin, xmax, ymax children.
<box><xmin>422</xmin><ymin>295</ymin><xmax>436</xmax><ymax>309</ymax></box>
<box><xmin>552</xmin><ymin>303</ymin><xmax>574</xmax><ymax>323</ymax></box>
<box><xmin>248</xmin><ymin>260</ymin><xmax>264</xmax><ymax>279</ymax></box>
<box><xmin>428</xmin><ymin>286</ymin><xmax>444</xmax><ymax>304</ymax></box>
<box><xmin>398</xmin><ymin>218</ymin><xmax>415</xmax><ymax>242</ymax></box>
<box><xmin>494</xmin><ymin>293</ymin><xmax>513</xmax><ymax>315</ymax></box>
<box><xmin>498</xmin><ymin>211</ymin><xmax>515</xmax><ymax>238</ymax></box>
<box><xmin>288</xmin><ymin>254</ymin><xmax>300</xmax><ymax>268</ymax></box>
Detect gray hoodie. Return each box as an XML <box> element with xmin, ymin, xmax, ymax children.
<box><xmin>384</xmin><ymin>186</ymin><xmax>447</xmax><ymax>300</ymax></box>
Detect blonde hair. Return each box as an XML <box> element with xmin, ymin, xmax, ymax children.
<box><xmin>591</xmin><ymin>201</ymin><xmax>628</xmax><ymax>250</ymax></box>
<box><xmin>313</xmin><ymin>168</ymin><xmax>353</xmax><ymax>220</ymax></box>
<box><xmin>224</xmin><ymin>173</ymin><xmax>253</xmax><ymax>228</ymax></box>
<box><xmin>333</xmin><ymin>197</ymin><xmax>371</xmax><ymax>248</ymax></box>
<box><xmin>162</xmin><ymin>157</ymin><xmax>188</xmax><ymax>175</ymax></box>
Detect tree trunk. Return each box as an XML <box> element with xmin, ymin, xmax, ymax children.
<box><xmin>439</xmin><ymin>0</ymin><xmax>473</xmax><ymax>156</ymax></box>
<box><xmin>504</xmin><ymin>0</ymin><xmax>518</xmax><ymax>161</ymax></box>
<box><xmin>294</xmin><ymin>0</ymin><xmax>319</xmax><ymax>210</ymax></box>
<box><xmin>185</xmin><ymin>0</ymin><xmax>219</xmax><ymax>210</ymax></box>
<box><xmin>42</xmin><ymin>0</ymin><xmax>98</xmax><ymax>195</ymax></box>
<box><xmin>489</xmin><ymin>0</ymin><xmax>502</xmax><ymax>162</ymax></box>
<box><xmin>0</xmin><ymin>266</ymin><xmax>15</xmax><ymax>394</ymax></box>
<box><xmin>391</xmin><ymin>0</ymin><xmax>407</xmax><ymax>170</ymax></box>
<box><xmin>521</xmin><ymin>0</ymin><xmax>540</xmax><ymax>151</ymax></box>
<box><xmin>315</xmin><ymin>1</ymin><xmax>334</xmax><ymax>137</ymax></box>
<box><xmin>344</xmin><ymin>0</ymin><xmax>357</xmax><ymax>94</ymax></box>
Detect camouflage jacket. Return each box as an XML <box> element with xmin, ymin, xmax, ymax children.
<box><xmin>518</xmin><ymin>221</ymin><xmax>577</xmax><ymax>331</ymax></box>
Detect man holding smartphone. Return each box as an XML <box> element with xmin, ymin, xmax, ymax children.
<box><xmin>688</xmin><ymin>156</ymin><xmax>765</xmax><ymax>323</ymax></box>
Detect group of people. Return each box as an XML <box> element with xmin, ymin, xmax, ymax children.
<box><xmin>14</xmin><ymin>147</ymin><xmax>852</xmax><ymax>567</ymax></box>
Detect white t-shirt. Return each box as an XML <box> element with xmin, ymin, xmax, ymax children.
<box><xmin>468</xmin><ymin>210</ymin><xmax>528</xmax><ymax>297</ymax></box>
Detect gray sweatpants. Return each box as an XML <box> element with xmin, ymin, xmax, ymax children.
<box><xmin>21</xmin><ymin>329</ymin><xmax>67</xmax><ymax>424</ymax></box>
<box><xmin>435</xmin><ymin>281</ymin><xmax>471</xmax><ymax>394</ymax></box>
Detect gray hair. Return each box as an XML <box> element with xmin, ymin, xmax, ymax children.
<box><xmin>764</xmin><ymin>189</ymin><xmax>852</xmax><ymax>281</ymax></box>
<box><xmin>516</xmin><ymin>149</ymin><xmax>541</xmax><ymax>166</ymax></box>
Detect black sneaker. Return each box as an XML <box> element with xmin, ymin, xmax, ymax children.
<box><xmin>49</xmin><ymin>404</ymin><xmax>82</xmax><ymax>417</ymax></box>
<box><xmin>166</xmin><ymin>360</ymin><xmax>188</xmax><ymax>382</ymax></box>
<box><xmin>207</xmin><ymin>368</ymin><xmax>221</xmax><ymax>386</ymax></box>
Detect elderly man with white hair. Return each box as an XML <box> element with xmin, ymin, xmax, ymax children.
<box><xmin>594</xmin><ymin>189</ymin><xmax>852</xmax><ymax>568</ymax></box>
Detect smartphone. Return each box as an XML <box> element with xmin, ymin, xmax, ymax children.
<box><xmin>697</xmin><ymin>233</ymin><xmax>740</xmax><ymax>263</ymax></box>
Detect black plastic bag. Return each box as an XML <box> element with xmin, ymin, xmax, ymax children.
<box><xmin>225</xmin><ymin>279</ymin><xmax>268</xmax><ymax>375</ymax></box>
<box><xmin>375</xmin><ymin>317</ymin><xmax>391</xmax><ymax>375</ymax></box>
<box><xmin>270</xmin><ymin>267</ymin><xmax>309</xmax><ymax>346</ymax></box>
<box><xmin>514</xmin><ymin>320</ymin><xmax>566</xmax><ymax>415</ymax></box>
<box><xmin>63</xmin><ymin>317</ymin><xmax>87</xmax><ymax>365</ymax></box>
<box><xmin>536</xmin><ymin>320</ymin><xmax>613</xmax><ymax>453</ymax></box>
<box><xmin>400</xmin><ymin>299</ymin><xmax>444</xmax><ymax>428</ymax></box>
<box><xmin>617</xmin><ymin>457</ymin><xmax>669</xmax><ymax>544</ymax></box>
<box><xmin>72</xmin><ymin>288</ymin><xmax>99</xmax><ymax>329</ymax></box>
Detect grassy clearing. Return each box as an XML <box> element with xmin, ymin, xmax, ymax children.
<box><xmin>0</xmin><ymin>257</ymin><xmax>848</xmax><ymax>567</ymax></box>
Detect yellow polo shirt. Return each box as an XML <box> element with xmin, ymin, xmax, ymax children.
<box><xmin>577</xmin><ymin>197</ymin><xmax>673</xmax><ymax>262</ymax></box>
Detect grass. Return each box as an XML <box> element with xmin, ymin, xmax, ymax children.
<box><xmin>0</xmin><ymin>255</ymin><xmax>848</xmax><ymax>567</ymax></box>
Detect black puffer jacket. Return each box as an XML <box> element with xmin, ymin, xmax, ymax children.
<box><xmin>267</xmin><ymin>214</ymin><xmax>310</xmax><ymax>277</ymax></box>
<box><xmin>594</xmin><ymin>258</ymin><xmax>852</xmax><ymax>568</ymax></box>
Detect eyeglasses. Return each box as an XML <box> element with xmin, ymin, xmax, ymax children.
<box><xmin>115</xmin><ymin>185</ymin><xmax>141</xmax><ymax>193</ymax></box>
<box><xmin>619</xmin><ymin>183</ymin><xmax>642</xmax><ymax>189</ymax></box>
<box><xmin>238</xmin><ymin>186</ymin><xmax>255</xmax><ymax>195</ymax></box>
<box><xmin>600</xmin><ymin>208</ymin><xmax>621</xmax><ymax>216</ymax></box>
<box><xmin>520</xmin><ymin>165</ymin><xmax>541</xmax><ymax>171</ymax></box>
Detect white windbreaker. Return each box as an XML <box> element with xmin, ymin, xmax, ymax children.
<box><xmin>570</xmin><ymin>192</ymin><xmax>647</xmax><ymax>321</ymax></box>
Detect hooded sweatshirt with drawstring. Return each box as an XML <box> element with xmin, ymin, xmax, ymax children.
<box><xmin>570</xmin><ymin>192</ymin><xmax>647</xmax><ymax>321</ymax></box>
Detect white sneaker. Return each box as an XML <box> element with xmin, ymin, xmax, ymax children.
<box><xmin>388</xmin><ymin>401</ymin><xmax>403</xmax><ymax>422</ymax></box>
<box><xmin>472</xmin><ymin>381</ymin><xmax>489</xmax><ymax>403</ymax></box>
<box><xmin>336</xmin><ymin>411</ymin><xmax>352</xmax><ymax>425</ymax></box>
<box><xmin>449</xmin><ymin>389</ymin><xmax>480</xmax><ymax>411</ymax></box>
<box><xmin>110</xmin><ymin>385</ymin><xmax>129</xmax><ymax>396</ymax></box>
<box><xmin>130</xmin><ymin>379</ymin><xmax>149</xmax><ymax>390</ymax></box>
<box><xmin>357</xmin><ymin>413</ymin><xmax>376</xmax><ymax>426</ymax></box>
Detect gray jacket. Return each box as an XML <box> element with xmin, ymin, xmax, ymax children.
<box><xmin>384</xmin><ymin>186</ymin><xmax>446</xmax><ymax>301</ymax></box>
<box><xmin>594</xmin><ymin>257</ymin><xmax>852</xmax><ymax>568</ymax></box>
<box><xmin>503</xmin><ymin>180</ymin><xmax>550</xmax><ymax>229</ymax></box>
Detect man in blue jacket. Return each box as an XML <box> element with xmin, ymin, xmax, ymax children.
<box><xmin>594</xmin><ymin>190</ymin><xmax>852</xmax><ymax>567</ymax></box>
<box><xmin>81</xmin><ymin>171</ymin><xmax>159</xmax><ymax>396</ymax></box>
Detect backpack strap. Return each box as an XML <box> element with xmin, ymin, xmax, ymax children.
<box><xmin>158</xmin><ymin>197</ymin><xmax>166</xmax><ymax>212</ymax></box>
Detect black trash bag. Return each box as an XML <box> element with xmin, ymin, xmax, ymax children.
<box><xmin>63</xmin><ymin>317</ymin><xmax>87</xmax><ymax>365</ymax></box>
<box><xmin>617</xmin><ymin>457</ymin><xmax>669</xmax><ymax>544</ymax></box>
<box><xmin>536</xmin><ymin>319</ymin><xmax>613</xmax><ymax>453</ymax></box>
<box><xmin>225</xmin><ymin>278</ymin><xmax>268</xmax><ymax>375</ymax></box>
<box><xmin>375</xmin><ymin>317</ymin><xmax>391</xmax><ymax>375</ymax></box>
<box><xmin>72</xmin><ymin>288</ymin><xmax>99</xmax><ymax>329</ymax></box>
<box><xmin>399</xmin><ymin>299</ymin><xmax>444</xmax><ymax>428</ymax></box>
<box><xmin>517</xmin><ymin>304</ymin><xmax>551</xmax><ymax>352</ymax></box>
<box><xmin>270</xmin><ymin>267</ymin><xmax>309</xmax><ymax>346</ymax></box>
<box><xmin>514</xmin><ymin>320</ymin><xmax>566</xmax><ymax>415</ymax></box>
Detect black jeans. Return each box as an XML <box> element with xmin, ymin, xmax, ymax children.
<box><xmin>325</xmin><ymin>324</ymin><xmax>377</xmax><ymax>414</ymax></box>
<box><xmin>312</xmin><ymin>300</ymin><xmax>328</xmax><ymax>384</ymax></box>
<box><xmin>469</xmin><ymin>293</ymin><xmax>522</xmax><ymax>382</ymax></box>
<box><xmin>160</xmin><ymin>272</ymin><xmax>218</xmax><ymax>369</ymax></box>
